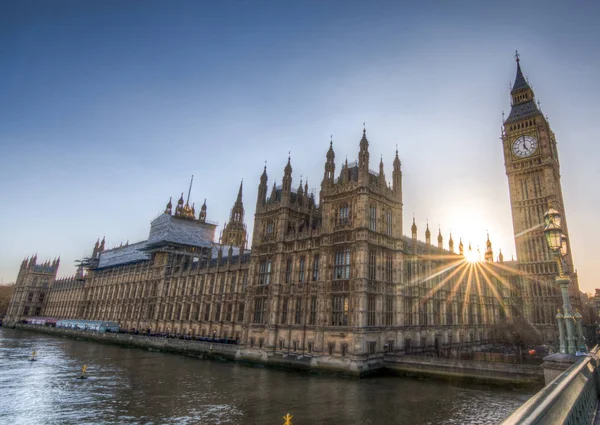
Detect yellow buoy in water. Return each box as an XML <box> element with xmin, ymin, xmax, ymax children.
<box><xmin>29</xmin><ymin>350</ymin><xmax>37</xmax><ymax>362</ymax></box>
<box><xmin>283</xmin><ymin>413</ymin><xmax>293</xmax><ymax>425</ymax></box>
<box><xmin>78</xmin><ymin>365</ymin><xmax>88</xmax><ymax>379</ymax></box>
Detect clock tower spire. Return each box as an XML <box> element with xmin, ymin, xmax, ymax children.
<box><xmin>502</xmin><ymin>52</ymin><xmax>581</xmax><ymax>342</ymax></box>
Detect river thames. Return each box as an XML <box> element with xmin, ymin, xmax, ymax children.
<box><xmin>0</xmin><ymin>328</ymin><xmax>533</xmax><ymax>425</ymax></box>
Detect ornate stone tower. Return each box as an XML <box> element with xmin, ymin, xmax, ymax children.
<box><xmin>5</xmin><ymin>255</ymin><xmax>59</xmax><ymax>323</ymax></box>
<box><xmin>221</xmin><ymin>180</ymin><xmax>247</xmax><ymax>248</ymax></box>
<box><xmin>502</xmin><ymin>53</ymin><xmax>580</xmax><ymax>340</ymax></box>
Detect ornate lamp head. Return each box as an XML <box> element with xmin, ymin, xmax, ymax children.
<box><xmin>560</xmin><ymin>233</ymin><xmax>568</xmax><ymax>257</ymax></box>
<box><xmin>544</xmin><ymin>204</ymin><xmax>563</xmax><ymax>252</ymax></box>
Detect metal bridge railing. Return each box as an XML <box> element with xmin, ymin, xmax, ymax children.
<box><xmin>500</xmin><ymin>346</ymin><xmax>600</xmax><ymax>425</ymax></box>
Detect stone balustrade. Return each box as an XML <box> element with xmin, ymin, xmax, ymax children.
<box><xmin>500</xmin><ymin>346</ymin><xmax>600</xmax><ymax>424</ymax></box>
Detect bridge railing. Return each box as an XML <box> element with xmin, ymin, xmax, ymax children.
<box><xmin>500</xmin><ymin>346</ymin><xmax>600</xmax><ymax>425</ymax></box>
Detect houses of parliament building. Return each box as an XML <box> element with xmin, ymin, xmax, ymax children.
<box><xmin>6</xmin><ymin>57</ymin><xmax>582</xmax><ymax>369</ymax></box>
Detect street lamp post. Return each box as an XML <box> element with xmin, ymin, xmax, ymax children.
<box><xmin>543</xmin><ymin>204</ymin><xmax>581</xmax><ymax>355</ymax></box>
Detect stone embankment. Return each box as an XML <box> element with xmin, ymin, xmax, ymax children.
<box><xmin>13</xmin><ymin>324</ymin><xmax>544</xmax><ymax>385</ymax></box>
<box><xmin>384</xmin><ymin>353</ymin><xmax>543</xmax><ymax>385</ymax></box>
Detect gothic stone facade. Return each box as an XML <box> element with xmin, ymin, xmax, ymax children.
<box><xmin>6</xmin><ymin>130</ymin><xmax>522</xmax><ymax>367</ymax></box>
<box><xmin>6</xmin><ymin>57</ymin><xmax>579</xmax><ymax>367</ymax></box>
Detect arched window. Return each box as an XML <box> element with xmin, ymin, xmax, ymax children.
<box><xmin>265</xmin><ymin>220</ymin><xmax>274</xmax><ymax>237</ymax></box>
<box><xmin>339</xmin><ymin>203</ymin><xmax>349</xmax><ymax>225</ymax></box>
<box><xmin>369</xmin><ymin>204</ymin><xmax>377</xmax><ymax>231</ymax></box>
<box><xmin>385</xmin><ymin>210</ymin><xmax>392</xmax><ymax>236</ymax></box>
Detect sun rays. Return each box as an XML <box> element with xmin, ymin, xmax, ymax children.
<box><xmin>409</xmin><ymin>251</ymin><xmax>524</xmax><ymax>322</ymax></box>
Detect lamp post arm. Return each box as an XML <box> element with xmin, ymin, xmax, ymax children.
<box><xmin>555</xmin><ymin>255</ymin><xmax>565</xmax><ymax>278</ymax></box>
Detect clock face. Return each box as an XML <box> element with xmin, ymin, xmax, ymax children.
<box><xmin>512</xmin><ymin>135</ymin><xmax>539</xmax><ymax>158</ymax></box>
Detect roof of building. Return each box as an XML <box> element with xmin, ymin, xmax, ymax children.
<box><xmin>97</xmin><ymin>241</ymin><xmax>151</xmax><ymax>269</ymax></box>
<box><xmin>512</xmin><ymin>63</ymin><xmax>530</xmax><ymax>92</ymax></box>
<box><xmin>505</xmin><ymin>100</ymin><xmax>541</xmax><ymax>125</ymax></box>
<box><xmin>146</xmin><ymin>213</ymin><xmax>215</xmax><ymax>249</ymax></box>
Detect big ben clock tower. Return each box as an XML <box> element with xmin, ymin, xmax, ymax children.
<box><xmin>502</xmin><ymin>52</ymin><xmax>581</xmax><ymax>341</ymax></box>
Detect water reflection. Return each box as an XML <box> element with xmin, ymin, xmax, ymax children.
<box><xmin>0</xmin><ymin>329</ymin><xmax>532</xmax><ymax>424</ymax></box>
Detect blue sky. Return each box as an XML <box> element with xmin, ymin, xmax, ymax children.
<box><xmin>1</xmin><ymin>1</ymin><xmax>599</xmax><ymax>292</ymax></box>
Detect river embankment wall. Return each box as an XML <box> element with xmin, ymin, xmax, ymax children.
<box><xmin>384</xmin><ymin>353</ymin><xmax>543</xmax><ymax>385</ymax></box>
<box><xmin>11</xmin><ymin>324</ymin><xmax>544</xmax><ymax>385</ymax></box>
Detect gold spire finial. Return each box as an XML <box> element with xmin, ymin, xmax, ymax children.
<box><xmin>515</xmin><ymin>50</ymin><xmax>520</xmax><ymax>63</ymax></box>
<box><xmin>283</xmin><ymin>413</ymin><xmax>293</xmax><ymax>425</ymax></box>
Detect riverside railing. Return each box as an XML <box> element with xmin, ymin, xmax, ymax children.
<box><xmin>500</xmin><ymin>346</ymin><xmax>600</xmax><ymax>425</ymax></box>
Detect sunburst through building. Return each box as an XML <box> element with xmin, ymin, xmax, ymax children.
<box><xmin>5</xmin><ymin>55</ymin><xmax>580</xmax><ymax>372</ymax></box>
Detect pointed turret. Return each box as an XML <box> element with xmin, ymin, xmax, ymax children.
<box><xmin>449</xmin><ymin>233</ymin><xmax>454</xmax><ymax>253</ymax></box>
<box><xmin>411</xmin><ymin>217</ymin><xmax>417</xmax><ymax>240</ymax></box>
<box><xmin>175</xmin><ymin>193</ymin><xmax>184</xmax><ymax>216</ymax></box>
<box><xmin>222</xmin><ymin>179</ymin><xmax>247</xmax><ymax>247</ymax></box>
<box><xmin>199</xmin><ymin>199</ymin><xmax>207</xmax><ymax>223</ymax></box>
<box><xmin>459</xmin><ymin>238</ymin><xmax>464</xmax><ymax>256</ymax></box>
<box><xmin>505</xmin><ymin>51</ymin><xmax>540</xmax><ymax>125</ymax></box>
<box><xmin>425</xmin><ymin>221</ymin><xmax>431</xmax><ymax>245</ymax></box>
<box><xmin>270</xmin><ymin>181</ymin><xmax>277</xmax><ymax>203</ymax></box>
<box><xmin>92</xmin><ymin>238</ymin><xmax>100</xmax><ymax>258</ymax></box>
<box><xmin>498</xmin><ymin>249</ymin><xmax>504</xmax><ymax>263</ymax></box>
<box><xmin>485</xmin><ymin>233</ymin><xmax>494</xmax><ymax>262</ymax></box>
<box><xmin>99</xmin><ymin>236</ymin><xmax>105</xmax><ymax>252</ymax></box>
<box><xmin>392</xmin><ymin>147</ymin><xmax>402</xmax><ymax>200</ymax></box>
<box><xmin>437</xmin><ymin>227</ymin><xmax>443</xmax><ymax>249</ymax></box>
<box><xmin>378</xmin><ymin>156</ymin><xmax>386</xmax><ymax>186</ymax></box>
<box><xmin>282</xmin><ymin>155</ymin><xmax>293</xmax><ymax>203</ymax></box>
<box><xmin>358</xmin><ymin>127</ymin><xmax>370</xmax><ymax>183</ymax></box>
<box><xmin>321</xmin><ymin>138</ymin><xmax>336</xmax><ymax>192</ymax></box>
<box><xmin>236</xmin><ymin>179</ymin><xmax>243</xmax><ymax>203</ymax></box>
<box><xmin>257</xmin><ymin>164</ymin><xmax>268</xmax><ymax>210</ymax></box>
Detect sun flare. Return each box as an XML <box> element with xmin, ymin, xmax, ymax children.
<box><xmin>465</xmin><ymin>250</ymin><xmax>479</xmax><ymax>263</ymax></box>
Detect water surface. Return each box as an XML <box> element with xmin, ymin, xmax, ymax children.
<box><xmin>0</xmin><ymin>328</ymin><xmax>533</xmax><ymax>424</ymax></box>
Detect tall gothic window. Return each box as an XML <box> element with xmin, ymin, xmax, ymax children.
<box><xmin>331</xmin><ymin>295</ymin><xmax>349</xmax><ymax>326</ymax></box>
<box><xmin>339</xmin><ymin>204</ymin><xmax>349</xmax><ymax>224</ymax></box>
<box><xmin>253</xmin><ymin>297</ymin><xmax>267</xmax><ymax>324</ymax></box>
<box><xmin>204</xmin><ymin>304</ymin><xmax>211</xmax><ymax>321</ymax></box>
<box><xmin>230</xmin><ymin>272</ymin><xmax>237</xmax><ymax>292</ymax></box>
<box><xmin>385</xmin><ymin>253</ymin><xmax>393</xmax><ymax>282</ymax></box>
<box><xmin>241</xmin><ymin>271</ymin><xmax>248</xmax><ymax>292</ymax></box>
<box><xmin>281</xmin><ymin>298</ymin><xmax>289</xmax><ymax>324</ymax></box>
<box><xmin>404</xmin><ymin>298</ymin><xmax>413</xmax><ymax>326</ymax></box>
<box><xmin>285</xmin><ymin>258</ymin><xmax>293</xmax><ymax>284</ymax></box>
<box><xmin>266</xmin><ymin>220</ymin><xmax>274</xmax><ymax>238</ymax></box>
<box><xmin>237</xmin><ymin>302</ymin><xmax>245</xmax><ymax>322</ymax></box>
<box><xmin>294</xmin><ymin>298</ymin><xmax>303</xmax><ymax>324</ymax></box>
<box><xmin>368</xmin><ymin>250</ymin><xmax>376</xmax><ymax>280</ymax></box>
<box><xmin>215</xmin><ymin>303</ymin><xmax>222</xmax><ymax>321</ymax></box>
<box><xmin>385</xmin><ymin>210</ymin><xmax>392</xmax><ymax>236</ymax></box>
<box><xmin>369</xmin><ymin>205</ymin><xmax>377</xmax><ymax>231</ymax></box>
<box><xmin>384</xmin><ymin>295</ymin><xmax>393</xmax><ymax>326</ymax></box>
<box><xmin>367</xmin><ymin>295</ymin><xmax>376</xmax><ymax>326</ymax></box>
<box><xmin>298</xmin><ymin>256</ymin><xmax>306</xmax><ymax>283</ymax></box>
<box><xmin>312</xmin><ymin>254</ymin><xmax>320</xmax><ymax>281</ymax></box>
<box><xmin>259</xmin><ymin>260</ymin><xmax>272</xmax><ymax>285</ymax></box>
<box><xmin>309</xmin><ymin>296</ymin><xmax>317</xmax><ymax>325</ymax></box>
<box><xmin>334</xmin><ymin>249</ymin><xmax>351</xmax><ymax>280</ymax></box>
